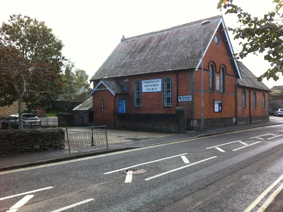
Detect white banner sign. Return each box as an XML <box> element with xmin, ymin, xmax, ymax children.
<box><xmin>142</xmin><ymin>79</ymin><xmax>161</xmax><ymax>92</ymax></box>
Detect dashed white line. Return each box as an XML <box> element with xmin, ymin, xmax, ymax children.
<box><xmin>233</xmin><ymin>141</ymin><xmax>261</xmax><ymax>151</ymax></box>
<box><xmin>0</xmin><ymin>186</ymin><xmax>53</xmax><ymax>201</ymax></box>
<box><xmin>104</xmin><ymin>153</ymin><xmax>188</xmax><ymax>174</ymax></box>
<box><xmin>50</xmin><ymin>198</ymin><xmax>94</xmax><ymax>212</ymax></box>
<box><xmin>145</xmin><ymin>156</ymin><xmax>217</xmax><ymax>181</ymax></box>
<box><xmin>250</xmin><ymin>133</ymin><xmax>275</xmax><ymax>140</ymax></box>
<box><xmin>206</xmin><ymin>140</ymin><xmax>242</xmax><ymax>151</ymax></box>
<box><xmin>181</xmin><ymin>156</ymin><xmax>190</xmax><ymax>164</ymax></box>
<box><xmin>7</xmin><ymin>195</ymin><xmax>34</xmax><ymax>212</ymax></box>
<box><xmin>267</xmin><ymin>134</ymin><xmax>283</xmax><ymax>140</ymax></box>
<box><xmin>215</xmin><ymin>146</ymin><xmax>225</xmax><ymax>152</ymax></box>
<box><xmin>125</xmin><ymin>170</ymin><xmax>134</xmax><ymax>183</ymax></box>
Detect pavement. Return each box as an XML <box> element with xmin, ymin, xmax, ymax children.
<box><xmin>1</xmin><ymin>116</ymin><xmax>283</xmax><ymax>172</ymax></box>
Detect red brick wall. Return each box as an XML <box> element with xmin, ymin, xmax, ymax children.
<box><xmin>194</xmin><ymin>29</ymin><xmax>237</xmax><ymax>120</ymax></box>
<box><xmin>237</xmin><ymin>87</ymin><xmax>269</xmax><ymax>117</ymax></box>
<box><xmin>92</xmin><ymin>85</ymin><xmax>115</xmax><ymax>127</ymax></box>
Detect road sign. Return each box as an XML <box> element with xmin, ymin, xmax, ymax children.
<box><xmin>178</xmin><ymin>95</ymin><xmax>192</xmax><ymax>102</ymax></box>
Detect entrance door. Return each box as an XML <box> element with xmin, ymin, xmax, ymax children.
<box><xmin>118</xmin><ymin>99</ymin><xmax>126</xmax><ymax>113</ymax></box>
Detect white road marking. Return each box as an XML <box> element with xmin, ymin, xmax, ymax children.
<box><xmin>258</xmin><ymin>183</ymin><xmax>283</xmax><ymax>212</ymax></box>
<box><xmin>50</xmin><ymin>198</ymin><xmax>94</xmax><ymax>212</ymax></box>
<box><xmin>145</xmin><ymin>156</ymin><xmax>217</xmax><ymax>181</ymax></box>
<box><xmin>125</xmin><ymin>170</ymin><xmax>134</xmax><ymax>183</ymax></box>
<box><xmin>181</xmin><ymin>156</ymin><xmax>190</xmax><ymax>164</ymax></box>
<box><xmin>7</xmin><ymin>195</ymin><xmax>34</xmax><ymax>212</ymax></box>
<box><xmin>267</xmin><ymin>134</ymin><xmax>283</xmax><ymax>140</ymax></box>
<box><xmin>244</xmin><ymin>173</ymin><xmax>283</xmax><ymax>212</ymax></box>
<box><xmin>206</xmin><ymin>140</ymin><xmax>242</xmax><ymax>150</ymax></box>
<box><xmin>3</xmin><ymin>125</ymin><xmax>282</xmax><ymax>176</ymax></box>
<box><xmin>233</xmin><ymin>142</ymin><xmax>261</xmax><ymax>151</ymax></box>
<box><xmin>215</xmin><ymin>147</ymin><xmax>225</xmax><ymax>152</ymax></box>
<box><xmin>104</xmin><ymin>153</ymin><xmax>188</xmax><ymax>174</ymax></box>
<box><xmin>239</xmin><ymin>141</ymin><xmax>248</xmax><ymax>146</ymax></box>
<box><xmin>0</xmin><ymin>186</ymin><xmax>53</xmax><ymax>201</ymax></box>
<box><xmin>250</xmin><ymin>133</ymin><xmax>276</xmax><ymax>140</ymax></box>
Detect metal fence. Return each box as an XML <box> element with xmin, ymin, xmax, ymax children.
<box><xmin>66</xmin><ymin>125</ymin><xmax>108</xmax><ymax>154</ymax></box>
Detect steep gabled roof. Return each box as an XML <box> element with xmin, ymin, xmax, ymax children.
<box><xmin>91</xmin><ymin>15</ymin><xmax>241</xmax><ymax>81</ymax></box>
<box><xmin>89</xmin><ymin>79</ymin><xmax>129</xmax><ymax>96</ymax></box>
<box><xmin>271</xmin><ymin>85</ymin><xmax>283</xmax><ymax>90</ymax></box>
<box><xmin>237</xmin><ymin>62</ymin><xmax>270</xmax><ymax>91</ymax></box>
<box><xmin>72</xmin><ymin>96</ymin><xmax>93</xmax><ymax>111</ymax></box>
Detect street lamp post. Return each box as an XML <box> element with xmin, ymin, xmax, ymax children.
<box><xmin>201</xmin><ymin>20</ymin><xmax>210</xmax><ymax>131</ymax></box>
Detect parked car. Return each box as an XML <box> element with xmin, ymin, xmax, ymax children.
<box><xmin>1</xmin><ymin>113</ymin><xmax>42</xmax><ymax>129</ymax></box>
<box><xmin>274</xmin><ymin>108</ymin><xmax>283</xmax><ymax>116</ymax></box>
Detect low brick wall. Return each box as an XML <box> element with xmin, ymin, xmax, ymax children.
<box><xmin>237</xmin><ymin>115</ymin><xmax>269</xmax><ymax>125</ymax></box>
<box><xmin>0</xmin><ymin>128</ymin><xmax>65</xmax><ymax>155</ymax></box>
<box><xmin>117</xmin><ymin>107</ymin><xmax>185</xmax><ymax>133</ymax></box>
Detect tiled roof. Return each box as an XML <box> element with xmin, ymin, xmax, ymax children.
<box><xmin>89</xmin><ymin>79</ymin><xmax>129</xmax><ymax>96</ymax></box>
<box><xmin>72</xmin><ymin>96</ymin><xmax>93</xmax><ymax>111</ymax></box>
<box><xmin>237</xmin><ymin>62</ymin><xmax>270</xmax><ymax>91</ymax></box>
<box><xmin>91</xmin><ymin>15</ymin><xmax>223</xmax><ymax>80</ymax></box>
<box><xmin>271</xmin><ymin>86</ymin><xmax>283</xmax><ymax>90</ymax></box>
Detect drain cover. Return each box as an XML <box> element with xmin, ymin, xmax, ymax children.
<box><xmin>124</xmin><ymin>169</ymin><xmax>147</xmax><ymax>175</ymax></box>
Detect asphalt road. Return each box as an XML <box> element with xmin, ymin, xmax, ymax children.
<box><xmin>1</xmin><ymin>124</ymin><xmax>283</xmax><ymax>211</ymax></box>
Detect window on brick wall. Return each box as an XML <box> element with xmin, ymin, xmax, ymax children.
<box><xmin>134</xmin><ymin>81</ymin><xmax>142</xmax><ymax>107</ymax></box>
<box><xmin>242</xmin><ymin>91</ymin><xmax>246</xmax><ymax>108</ymax></box>
<box><xmin>102</xmin><ymin>99</ymin><xmax>104</xmax><ymax>112</ymax></box>
<box><xmin>164</xmin><ymin>78</ymin><xmax>172</xmax><ymax>106</ymax></box>
<box><xmin>263</xmin><ymin>93</ymin><xmax>266</xmax><ymax>108</ymax></box>
<box><xmin>220</xmin><ymin>66</ymin><xmax>226</xmax><ymax>93</ymax></box>
<box><xmin>209</xmin><ymin>63</ymin><xmax>215</xmax><ymax>91</ymax></box>
<box><xmin>253</xmin><ymin>92</ymin><xmax>257</xmax><ymax>108</ymax></box>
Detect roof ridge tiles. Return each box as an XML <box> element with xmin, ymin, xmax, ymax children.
<box><xmin>123</xmin><ymin>15</ymin><xmax>222</xmax><ymax>42</ymax></box>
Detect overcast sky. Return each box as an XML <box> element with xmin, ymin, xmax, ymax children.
<box><xmin>0</xmin><ymin>0</ymin><xmax>281</xmax><ymax>88</ymax></box>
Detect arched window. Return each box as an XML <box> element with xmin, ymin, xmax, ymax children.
<box><xmin>164</xmin><ymin>78</ymin><xmax>172</xmax><ymax>106</ymax></box>
<box><xmin>263</xmin><ymin>93</ymin><xmax>266</xmax><ymax>108</ymax></box>
<box><xmin>220</xmin><ymin>66</ymin><xmax>226</xmax><ymax>93</ymax></box>
<box><xmin>134</xmin><ymin>81</ymin><xmax>142</xmax><ymax>107</ymax></box>
<box><xmin>242</xmin><ymin>91</ymin><xmax>246</xmax><ymax>108</ymax></box>
<box><xmin>209</xmin><ymin>63</ymin><xmax>215</xmax><ymax>91</ymax></box>
<box><xmin>102</xmin><ymin>99</ymin><xmax>104</xmax><ymax>112</ymax></box>
<box><xmin>253</xmin><ymin>92</ymin><xmax>257</xmax><ymax>108</ymax></box>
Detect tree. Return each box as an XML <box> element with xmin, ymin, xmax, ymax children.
<box><xmin>0</xmin><ymin>14</ymin><xmax>65</xmax><ymax>129</ymax></box>
<box><xmin>60</xmin><ymin>60</ymin><xmax>91</xmax><ymax>101</ymax></box>
<box><xmin>217</xmin><ymin>0</ymin><xmax>283</xmax><ymax>81</ymax></box>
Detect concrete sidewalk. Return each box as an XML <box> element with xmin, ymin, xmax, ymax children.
<box><xmin>1</xmin><ymin>116</ymin><xmax>282</xmax><ymax>172</ymax></box>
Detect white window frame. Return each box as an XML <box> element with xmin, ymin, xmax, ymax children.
<box><xmin>134</xmin><ymin>81</ymin><xmax>142</xmax><ymax>107</ymax></box>
<box><xmin>164</xmin><ymin>78</ymin><xmax>172</xmax><ymax>107</ymax></box>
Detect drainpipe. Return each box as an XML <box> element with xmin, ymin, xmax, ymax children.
<box><xmin>175</xmin><ymin>72</ymin><xmax>179</xmax><ymax>107</ymax></box>
<box><xmin>249</xmin><ymin>89</ymin><xmax>253</xmax><ymax>124</ymax></box>
<box><xmin>235</xmin><ymin>82</ymin><xmax>238</xmax><ymax>125</ymax></box>
<box><xmin>114</xmin><ymin>95</ymin><xmax>116</xmax><ymax>128</ymax></box>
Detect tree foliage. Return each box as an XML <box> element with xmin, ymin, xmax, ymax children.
<box><xmin>0</xmin><ymin>14</ymin><xmax>65</xmax><ymax>128</ymax></box>
<box><xmin>60</xmin><ymin>60</ymin><xmax>91</xmax><ymax>101</ymax></box>
<box><xmin>218</xmin><ymin>0</ymin><xmax>283</xmax><ymax>81</ymax></box>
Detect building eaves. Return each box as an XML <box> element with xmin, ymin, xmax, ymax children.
<box><xmin>89</xmin><ymin>79</ymin><xmax>129</xmax><ymax>96</ymax></box>
<box><xmin>72</xmin><ymin>96</ymin><xmax>93</xmax><ymax>111</ymax></box>
<box><xmin>237</xmin><ymin>61</ymin><xmax>270</xmax><ymax>91</ymax></box>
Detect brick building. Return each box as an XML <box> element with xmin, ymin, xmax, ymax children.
<box><xmin>88</xmin><ymin>15</ymin><xmax>270</xmax><ymax>131</ymax></box>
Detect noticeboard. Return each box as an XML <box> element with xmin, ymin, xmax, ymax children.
<box><xmin>214</xmin><ymin>100</ymin><xmax>222</xmax><ymax>112</ymax></box>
